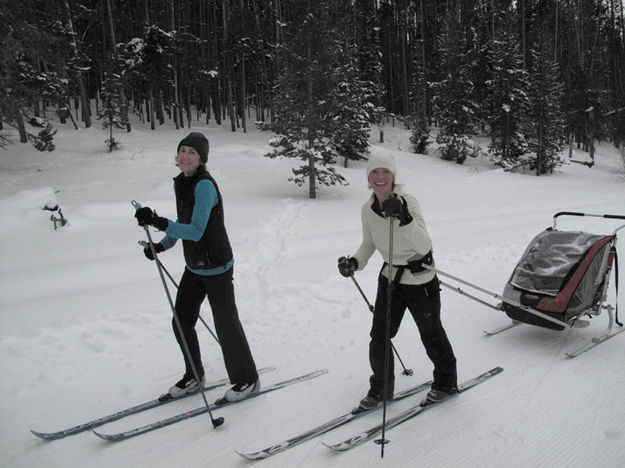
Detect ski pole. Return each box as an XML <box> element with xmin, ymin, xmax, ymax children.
<box><xmin>138</xmin><ymin>240</ymin><xmax>221</xmax><ymax>346</ymax></box>
<box><xmin>375</xmin><ymin>216</ymin><xmax>394</xmax><ymax>457</ymax></box>
<box><xmin>349</xmin><ymin>274</ymin><xmax>413</xmax><ymax>376</ymax></box>
<box><xmin>132</xmin><ymin>200</ymin><xmax>224</xmax><ymax>429</ymax></box>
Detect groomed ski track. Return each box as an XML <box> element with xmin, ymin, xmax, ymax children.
<box><xmin>3</xmin><ymin>126</ymin><xmax>625</xmax><ymax>468</ymax></box>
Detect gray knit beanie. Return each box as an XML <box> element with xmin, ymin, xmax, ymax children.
<box><xmin>177</xmin><ymin>132</ymin><xmax>209</xmax><ymax>164</ymax></box>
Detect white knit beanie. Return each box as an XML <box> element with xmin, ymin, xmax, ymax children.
<box><xmin>366</xmin><ymin>154</ymin><xmax>396</xmax><ymax>176</ymax></box>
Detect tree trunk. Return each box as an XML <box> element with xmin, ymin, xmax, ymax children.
<box><xmin>58</xmin><ymin>103</ymin><xmax>66</xmax><ymax>125</ymax></box>
<box><xmin>170</xmin><ymin>0</ymin><xmax>180</xmax><ymax>129</ymax></box>
<box><xmin>65</xmin><ymin>99</ymin><xmax>79</xmax><ymax>129</ymax></box>
<box><xmin>553</xmin><ymin>0</ymin><xmax>559</xmax><ymax>62</ymax></box>
<box><xmin>148</xmin><ymin>85</ymin><xmax>156</xmax><ymax>130</ymax></box>
<box><xmin>587</xmin><ymin>108</ymin><xmax>595</xmax><ymax>162</ymax></box>
<box><xmin>64</xmin><ymin>0</ymin><xmax>91</xmax><ymax>128</ymax></box>
<box><xmin>306</xmin><ymin>3</ymin><xmax>316</xmax><ymax>200</ymax></box>
<box><xmin>222</xmin><ymin>1</ymin><xmax>236</xmax><ymax>131</ymax></box>
<box><xmin>199</xmin><ymin>0</ymin><xmax>210</xmax><ymax>124</ymax></box>
<box><xmin>240</xmin><ymin>51</ymin><xmax>247</xmax><ymax>133</ymax></box>
<box><xmin>104</xmin><ymin>0</ymin><xmax>131</xmax><ymax>132</ymax></box>
<box><xmin>400</xmin><ymin>0</ymin><xmax>410</xmax><ymax>118</ymax></box>
<box><xmin>227</xmin><ymin>74</ymin><xmax>236</xmax><ymax>131</ymax></box>
<box><xmin>17</xmin><ymin>111</ymin><xmax>27</xmax><ymax>143</ymax></box>
<box><xmin>156</xmin><ymin>87</ymin><xmax>165</xmax><ymax>125</ymax></box>
<box><xmin>419</xmin><ymin>0</ymin><xmax>427</xmax><ymax>118</ymax></box>
<box><xmin>520</xmin><ymin>0</ymin><xmax>526</xmax><ymax>68</ymax></box>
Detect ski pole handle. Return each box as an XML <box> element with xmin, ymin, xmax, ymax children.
<box><xmin>131</xmin><ymin>200</ymin><xmax>142</xmax><ymax>211</ymax></box>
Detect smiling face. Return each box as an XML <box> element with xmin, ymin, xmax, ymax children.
<box><xmin>368</xmin><ymin>168</ymin><xmax>395</xmax><ymax>202</ymax></box>
<box><xmin>176</xmin><ymin>145</ymin><xmax>202</xmax><ymax>176</ymax></box>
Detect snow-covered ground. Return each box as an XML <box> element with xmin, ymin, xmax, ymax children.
<box><xmin>1</xmin><ymin>120</ymin><xmax>624</xmax><ymax>468</ymax></box>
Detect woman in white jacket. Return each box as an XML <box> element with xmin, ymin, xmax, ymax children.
<box><xmin>338</xmin><ymin>154</ymin><xmax>457</xmax><ymax>411</ymax></box>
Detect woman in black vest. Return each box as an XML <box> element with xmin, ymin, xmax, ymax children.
<box><xmin>135</xmin><ymin>132</ymin><xmax>259</xmax><ymax>403</ymax></box>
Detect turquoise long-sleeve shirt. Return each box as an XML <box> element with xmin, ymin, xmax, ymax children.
<box><xmin>159</xmin><ymin>178</ymin><xmax>234</xmax><ymax>275</ymax></box>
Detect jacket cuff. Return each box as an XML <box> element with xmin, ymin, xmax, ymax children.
<box><xmin>153</xmin><ymin>217</ymin><xmax>169</xmax><ymax>231</ymax></box>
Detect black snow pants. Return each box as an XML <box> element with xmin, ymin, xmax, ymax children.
<box><xmin>369</xmin><ymin>274</ymin><xmax>457</xmax><ymax>397</ymax></box>
<box><xmin>173</xmin><ymin>267</ymin><xmax>258</xmax><ymax>385</ymax></box>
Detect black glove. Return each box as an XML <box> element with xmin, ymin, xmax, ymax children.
<box><xmin>143</xmin><ymin>242</ymin><xmax>165</xmax><ymax>261</ymax></box>
<box><xmin>382</xmin><ymin>195</ymin><xmax>413</xmax><ymax>225</ymax></box>
<box><xmin>135</xmin><ymin>207</ymin><xmax>169</xmax><ymax>231</ymax></box>
<box><xmin>382</xmin><ymin>195</ymin><xmax>403</xmax><ymax>218</ymax></box>
<box><xmin>338</xmin><ymin>256</ymin><xmax>358</xmax><ymax>277</ymax></box>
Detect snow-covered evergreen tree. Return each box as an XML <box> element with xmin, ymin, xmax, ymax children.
<box><xmin>409</xmin><ymin>49</ymin><xmax>431</xmax><ymax>154</ymax></box>
<box><xmin>328</xmin><ymin>40</ymin><xmax>374</xmax><ymax>165</ymax></box>
<box><xmin>354</xmin><ymin>0</ymin><xmax>385</xmax><ymax>147</ymax></box>
<box><xmin>0</xmin><ymin>3</ymin><xmax>68</xmax><ymax>149</ymax></box>
<box><xmin>409</xmin><ymin>119</ymin><xmax>432</xmax><ymax>155</ymax></box>
<box><xmin>485</xmin><ymin>18</ymin><xmax>530</xmax><ymax>170</ymax></box>
<box><xmin>97</xmin><ymin>70</ymin><xmax>124</xmax><ymax>151</ymax></box>
<box><xmin>32</xmin><ymin>123</ymin><xmax>57</xmax><ymax>152</ymax></box>
<box><xmin>97</xmin><ymin>33</ymin><xmax>140</xmax><ymax>151</ymax></box>
<box><xmin>431</xmin><ymin>5</ymin><xmax>480</xmax><ymax>164</ymax></box>
<box><xmin>525</xmin><ymin>31</ymin><xmax>566</xmax><ymax>175</ymax></box>
<box><xmin>265</xmin><ymin>2</ymin><xmax>374</xmax><ymax>198</ymax></box>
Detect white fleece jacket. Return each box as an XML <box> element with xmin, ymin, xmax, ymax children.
<box><xmin>352</xmin><ymin>185</ymin><xmax>435</xmax><ymax>285</ymax></box>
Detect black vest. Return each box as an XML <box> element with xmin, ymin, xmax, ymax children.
<box><xmin>173</xmin><ymin>167</ymin><xmax>233</xmax><ymax>270</ymax></box>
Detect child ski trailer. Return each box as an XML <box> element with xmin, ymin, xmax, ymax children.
<box><xmin>424</xmin><ymin>212</ymin><xmax>625</xmax><ymax>357</ymax></box>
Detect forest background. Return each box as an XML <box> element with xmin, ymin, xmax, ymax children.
<box><xmin>2</xmin><ymin>0</ymin><xmax>625</xmax><ymax>197</ymax></box>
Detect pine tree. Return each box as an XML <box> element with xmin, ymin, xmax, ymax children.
<box><xmin>408</xmin><ymin>0</ymin><xmax>436</xmax><ymax>155</ymax></box>
<box><xmin>328</xmin><ymin>40</ymin><xmax>373</xmax><ymax>165</ymax></box>
<box><xmin>63</xmin><ymin>0</ymin><xmax>91</xmax><ymax>128</ymax></box>
<box><xmin>0</xmin><ymin>0</ymin><xmax>69</xmax><ymax>148</ymax></box>
<box><xmin>32</xmin><ymin>123</ymin><xmax>57</xmax><ymax>152</ymax></box>
<box><xmin>525</xmin><ymin>29</ymin><xmax>566</xmax><ymax>175</ymax></box>
<box><xmin>409</xmin><ymin>41</ymin><xmax>431</xmax><ymax>154</ymax></box>
<box><xmin>486</xmin><ymin>15</ymin><xmax>530</xmax><ymax>170</ymax></box>
<box><xmin>354</xmin><ymin>0</ymin><xmax>385</xmax><ymax>146</ymax></box>
<box><xmin>265</xmin><ymin>1</ymin><xmax>366</xmax><ymax>198</ymax></box>
<box><xmin>97</xmin><ymin>70</ymin><xmax>124</xmax><ymax>151</ymax></box>
<box><xmin>141</xmin><ymin>24</ymin><xmax>175</xmax><ymax>128</ymax></box>
<box><xmin>431</xmin><ymin>4</ymin><xmax>480</xmax><ymax>164</ymax></box>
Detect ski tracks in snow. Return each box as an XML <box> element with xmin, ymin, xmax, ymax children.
<box><xmin>234</xmin><ymin>197</ymin><xmax>370</xmax><ymax>378</ymax></box>
<box><xmin>234</xmin><ymin>200</ymin><xmax>310</xmax><ymax>357</ymax></box>
<box><xmin>237</xmin><ymin>199</ymin><xmax>304</xmax><ymax>301</ymax></box>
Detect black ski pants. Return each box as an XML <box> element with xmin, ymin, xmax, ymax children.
<box><xmin>369</xmin><ymin>275</ymin><xmax>457</xmax><ymax>397</ymax></box>
<box><xmin>173</xmin><ymin>267</ymin><xmax>258</xmax><ymax>385</ymax></box>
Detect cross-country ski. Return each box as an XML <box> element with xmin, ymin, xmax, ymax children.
<box><xmin>236</xmin><ymin>379</ymin><xmax>432</xmax><ymax>460</ymax></box>
<box><xmin>323</xmin><ymin>367</ymin><xmax>503</xmax><ymax>452</ymax></box>
<box><xmin>93</xmin><ymin>369</ymin><xmax>327</xmax><ymax>441</ymax></box>
<box><xmin>30</xmin><ymin>366</ymin><xmax>275</xmax><ymax>440</ymax></box>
